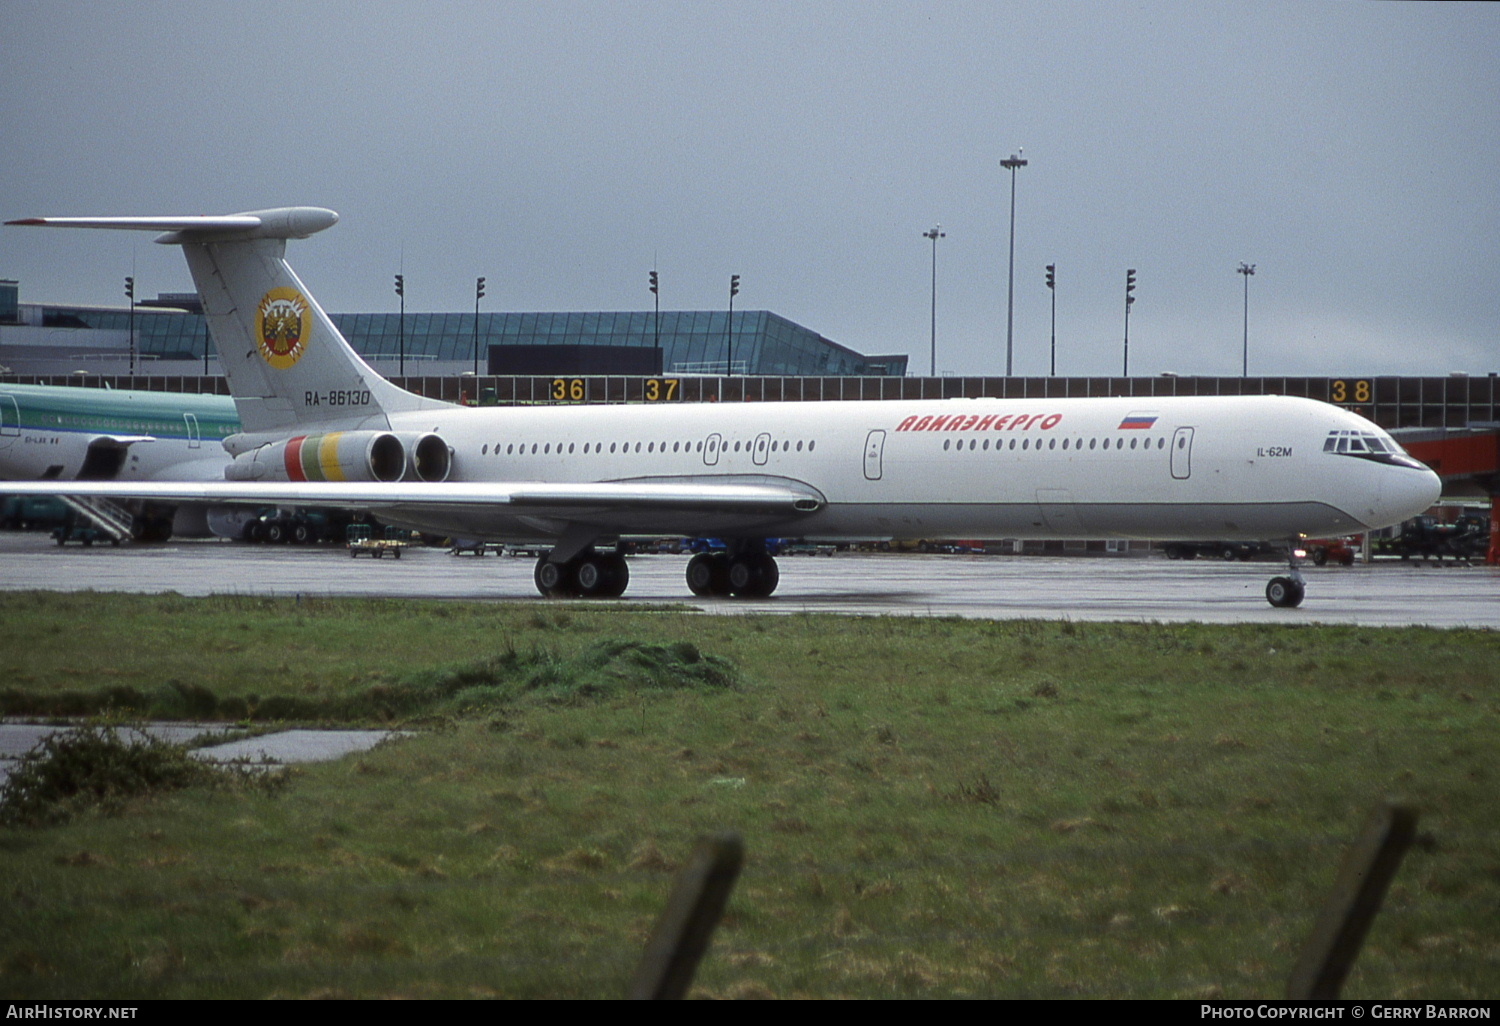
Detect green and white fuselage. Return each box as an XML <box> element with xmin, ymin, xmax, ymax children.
<box><xmin>0</xmin><ymin>382</ymin><xmax>236</xmax><ymax>483</ymax></box>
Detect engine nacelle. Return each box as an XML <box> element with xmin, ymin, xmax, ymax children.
<box><xmin>225</xmin><ymin>431</ymin><xmax>406</xmax><ymax>482</ymax></box>
<box><xmin>401</xmin><ymin>432</ymin><xmax>452</xmax><ymax>482</ymax></box>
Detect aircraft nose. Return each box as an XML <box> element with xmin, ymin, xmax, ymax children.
<box><xmin>1381</xmin><ymin>465</ymin><xmax>1442</xmax><ymax>526</ymax></box>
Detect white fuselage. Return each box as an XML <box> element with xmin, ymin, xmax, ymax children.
<box><xmin>377</xmin><ymin>393</ymin><xmax>1436</xmax><ymax>544</ymax></box>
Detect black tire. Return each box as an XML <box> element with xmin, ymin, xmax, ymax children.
<box><xmin>1266</xmin><ymin>576</ymin><xmax>1306</xmax><ymax>608</ymax></box>
<box><xmin>752</xmin><ymin>554</ymin><xmax>781</xmax><ymax>597</ymax></box>
<box><xmin>601</xmin><ymin>553</ymin><xmax>630</xmax><ymax>597</ymax></box>
<box><xmin>535</xmin><ymin>555</ymin><xmax>570</xmax><ymax>597</ymax></box>
<box><xmin>573</xmin><ymin>556</ymin><xmax>606</xmax><ymax>596</ymax></box>
<box><xmin>566</xmin><ymin>554</ymin><xmax>629</xmax><ymax>599</ymax></box>
<box><xmin>266</xmin><ymin>522</ymin><xmax>286</xmax><ymax>544</ymax></box>
<box><xmin>686</xmin><ymin>552</ymin><xmax>728</xmax><ymax>597</ymax></box>
<box><xmin>727</xmin><ymin>553</ymin><xmax>780</xmax><ymax>598</ymax></box>
<box><xmin>1221</xmin><ymin>547</ymin><xmax>1238</xmax><ymax>561</ymax></box>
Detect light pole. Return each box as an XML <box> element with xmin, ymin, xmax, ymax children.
<box><xmin>393</xmin><ymin>274</ymin><xmax>405</xmax><ymax>376</ymax></box>
<box><xmin>124</xmin><ymin>275</ymin><xmax>135</xmax><ymax>374</ymax></box>
<box><xmin>1123</xmin><ymin>268</ymin><xmax>1137</xmax><ymax>376</ymax></box>
<box><xmin>1045</xmin><ymin>264</ymin><xmax>1056</xmax><ymax>376</ymax></box>
<box><xmin>727</xmin><ymin>274</ymin><xmax>740</xmax><ymax>375</ymax></box>
<box><xmin>474</xmin><ymin>276</ymin><xmax>486</xmax><ymax>377</ymax></box>
<box><xmin>1238</xmin><ymin>263</ymin><xmax>1256</xmax><ymax>377</ymax></box>
<box><xmin>923</xmin><ymin>225</ymin><xmax>945</xmax><ymax>376</ymax></box>
<box><xmin>1000</xmin><ymin>152</ymin><xmax>1027</xmax><ymax>375</ymax></box>
<box><xmin>648</xmin><ymin>269</ymin><xmax>660</xmax><ymax>353</ymax></box>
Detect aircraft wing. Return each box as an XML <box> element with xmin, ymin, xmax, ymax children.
<box><xmin>0</xmin><ymin>478</ymin><xmax>824</xmax><ymax>520</ymax></box>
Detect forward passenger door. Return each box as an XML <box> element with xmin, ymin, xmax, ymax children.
<box><xmin>863</xmin><ymin>429</ymin><xmax>885</xmax><ymax>481</ymax></box>
<box><xmin>1171</xmin><ymin>427</ymin><xmax>1194</xmax><ymax>480</ymax></box>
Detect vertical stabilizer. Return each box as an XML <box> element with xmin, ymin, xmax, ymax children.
<box><xmin>7</xmin><ymin>207</ymin><xmax>451</xmax><ymax>436</ymax></box>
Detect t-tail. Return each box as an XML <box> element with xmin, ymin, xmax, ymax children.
<box><xmin>6</xmin><ymin>208</ymin><xmax>450</xmax><ymax>440</ymax></box>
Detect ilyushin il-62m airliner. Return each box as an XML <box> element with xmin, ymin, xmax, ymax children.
<box><xmin>5</xmin><ymin>207</ymin><xmax>1440</xmax><ymax>607</ymax></box>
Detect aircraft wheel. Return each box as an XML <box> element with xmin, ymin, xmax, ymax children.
<box><xmin>1266</xmin><ymin>576</ymin><xmax>1305</xmax><ymax>608</ymax></box>
<box><xmin>750</xmin><ymin>554</ymin><xmax>780</xmax><ymax>597</ymax></box>
<box><xmin>728</xmin><ymin>553</ymin><xmax>779</xmax><ymax>597</ymax></box>
<box><xmin>600</xmin><ymin>553</ymin><xmax>630</xmax><ymax>598</ymax></box>
<box><xmin>573</xmin><ymin>556</ymin><xmax>603</xmax><ymax>594</ymax></box>
<box><xmin>534</xmin><ymin>555</ymin><xmax>573</xmax><ymax>597</ymax></box>
<box><xmin>686</xmin><ymin>553</ymin><xmax>729</xmax><ymax>597</ymax></box>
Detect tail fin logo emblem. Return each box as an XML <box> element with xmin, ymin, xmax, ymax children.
<box><xmin>256</xmin><ymin>287</ymin><xmax>311</xmax><ymax>369</ymax></box>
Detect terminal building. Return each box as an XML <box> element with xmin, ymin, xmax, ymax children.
<box><xmin>0</xmin><ymin>280</ymin><xmax>906</xmax><ymax>378</ymax></box>
<box><xmin>2</xmin><ymin>281</ymin><xmax>1494</xmax><ymax>563</ymax></box>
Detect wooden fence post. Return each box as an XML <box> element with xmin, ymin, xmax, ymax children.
<box><xmin>628</xmin><ymin>832</ymin><xmax>745</xmax><ymax>1000</ymax></box>
<box><xmin>1287</xmin><ymin>803</ymin><xmax>1419</xmax><ymax>999</ymax></box>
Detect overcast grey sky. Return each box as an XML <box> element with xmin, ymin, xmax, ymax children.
<box><xmin>2</xmin><ymin>0</ymin><xmax>1496</xmax><ymax>377</ymax></box>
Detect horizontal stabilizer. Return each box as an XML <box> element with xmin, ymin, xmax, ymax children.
<box><xmin>5</xmin><ymin>207</ymin><xmax>337</xmax><ymax>241</ymax></box>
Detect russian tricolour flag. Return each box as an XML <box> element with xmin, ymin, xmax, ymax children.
<box><xmin>1119</xmin><ymin>413</ymin><xmax>1158</xmax><ymax>430</ymax></box>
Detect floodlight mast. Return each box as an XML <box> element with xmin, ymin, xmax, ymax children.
<box><xmin>1238</xmin><ymin>263</ymin><xmax>1256</xmax><ymax>377</ymax></box>
<box><xmin>923</xmin><ymin>225</ymin><xmax>945</xmax><ymax>376</ymax></box>
<box><xmin>1000</xmin><ymin>152</ymin><xmax>1027</xmax><ymax>376</ymax></box>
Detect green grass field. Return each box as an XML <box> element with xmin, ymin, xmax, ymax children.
<box><xmin>1</xmin><ymin>592</ymin><xmax>1496</xmax><ymax>998</ymax></box>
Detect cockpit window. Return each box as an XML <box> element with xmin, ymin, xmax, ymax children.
<box><xmin>1325</xmin><ymin>429</ymin><xmax>1400</xmax><ymax>454</ymax></box>
<box><xmin>1323</xmin><ymin>429</ymin><xmax>1425</xmax><ymax>469</ymax></box>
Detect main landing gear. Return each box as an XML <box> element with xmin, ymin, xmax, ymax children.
<box><xmin>1265</xmin><ymin>541</ymin><xmax>1307</xmax><ymax>608</ymax></box>
<box><xmin>530</xmin><ymin>535</ymin><xmax>781</xmax><ymax>600</ymax></box>
<box><xmin>533</xmin><ymin>549</ymin><xmax>630</xmax><ymax>598</ymax></box>
<box><xmin>685</xmin><ymin>550</ymin><xmax>780</xmax><ymax>599</ymax></box>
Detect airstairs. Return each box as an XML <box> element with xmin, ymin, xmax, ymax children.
<box><xmin>59</xmin><ymin>495</ymin><xmax>136</xmax><ymax>542</ymax></box>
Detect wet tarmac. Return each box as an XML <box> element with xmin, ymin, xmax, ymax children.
<box><xmin>0</xmin><ymin>531</ymin><xmax>1495</xmax><ymax>629</ymax></box>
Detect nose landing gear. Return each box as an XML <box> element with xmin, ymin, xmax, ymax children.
<box><xmin>1265</xmin><ymin>541</ymin><xmax>1307</xmax><ymax>608</ymax></box>
<box><xmin>1265</xmin><ymin>575</ymin><xmax>1305</xmax><ymax>608</ymax></box>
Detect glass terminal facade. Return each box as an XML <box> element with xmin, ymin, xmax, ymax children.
<box><xmin>17</xmin><ymin>303</ymin><xmax>906</xmax><ymax>377</ymax></box>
